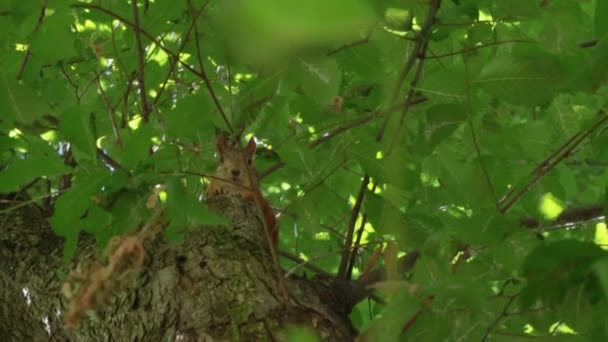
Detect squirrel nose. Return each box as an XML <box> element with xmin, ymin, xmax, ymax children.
<box><xmin>231</xmin><ymin>169</ymin><xmax>241</xmax><ymax>177</ymax></box>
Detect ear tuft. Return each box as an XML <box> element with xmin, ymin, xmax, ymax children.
<box><xmin>217</xmin><ymin>135</ymin><xmax>229</xmax><ymax>153</ymax></box>
<box><xmin>246</xmin><ymin>137</ymin><xmax>257</xmax><ymax>156</ymax></box>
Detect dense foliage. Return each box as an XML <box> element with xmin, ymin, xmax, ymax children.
<box><xmin>2</xmin><ymin>0</ymin><xmax>608</xmax><ymax>340</ymax></box>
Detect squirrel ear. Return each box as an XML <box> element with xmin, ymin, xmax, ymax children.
<box><xmin>245</xmin><ymin>137</ymin><xmax>256</xmax><ymax>156</ymax></box>
<box><xmin>217</xmin><ymin>135</ymin><xmax>229</xmax><ymax>153</ymax></box>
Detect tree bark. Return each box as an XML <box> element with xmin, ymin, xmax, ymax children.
<box><xmin>0</xmin><ymin>195</ymin><xmax>356</xmax><ymax>341</ymax></box>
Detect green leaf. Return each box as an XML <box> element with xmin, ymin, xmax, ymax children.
<box><xmin>0</xmin><ymin>139</ymin><xmax>71</xmax><ymax>192</ymax></box>
<box><xmin>165</xmin><ymin>92</ymin><xmax>215</xmax><ymax>141</ymax></box>
<box><xmin>421</xmin><ymin>65</ymin><xmax>466</xmax><ymax>102</ymax></box>
<box><xmin>350</xmin><ymin>135</ymin><xmax>385</xmax><ymax>182</ymax></box>
<box><xmin>100</xmin><ymin>125</ymin><xmax>155</xmax><ymax>170</ymax></box>
<box><xmin>59</xmin><ymin>105</ymin><xmax>96</xmax><ymax>160</ymax></box>
<box><xmin>539</xmin><ymin>2</ymin><xmax>589</xmax><ymax>54</ymax></box>
<box><xmin>475</xmin><ymin>47</ymin><xmax>566</xmax><ymax>106</ymax></box>
<box><xmin>491</xmin><ymin>0</ymin><xmax>541</xmax><ymax>18</ymax></box>
<box><xmin>595</xmin><ymin>0</ymin><xmax>608</xmax><ymax>39</ymax></box>
<box><xmin>593</xmin><ymin>258</ymin><xmax>608</xmax><ymax>300</ymax></box>
<box><xmin>219</xmin><ymin>0</ymin><xmax>377</xmax><ymax>63</ymax></box>
<box><xmin>276</xmin><ymin>142</ymin><xmax>318</xmax><ymax>175</ymax></box>
<box><xmin>521</xmin><ymin>240</ymin><xmax>608</xmax><ymax>309</ymax></box>
<box><xmin>30</xmin><ymin>11</ymin><xmax>77</xmax><ymax>63</ymax></box>
<box><xmin>49</xmin><ymin>168</ymin><xmax>114</xmax><ymax>251</ymax></box>
<box><xmin>165</xmin><ymin>177</ymin><xmax>226</xmax><ymax>241</ymax></box>
<box><xmin>0</xmin><ymin>72</ymin><xmax>50</xmax><ymax>124</ymax></box>
<box><xmin>424</xmin><ymin>103</ymin><xmax>467</xmax><ymax>152</ymax></box>
<box><xmin>283</xmin><ymin>327</ymin><xmax>321</xmax><ymax>342</ymax></box>
<box><xmin>297</xmin><ymin>57</ymin><xmax>342</xmax><ymax>105</ymax></box>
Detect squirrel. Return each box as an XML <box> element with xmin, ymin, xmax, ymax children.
<box><xmin>205</xmin><ymin>134</ymin><xmax>278</xmax><ymax>248</ymax></box>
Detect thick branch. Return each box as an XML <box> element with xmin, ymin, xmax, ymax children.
<box><xmin>0</xmin><ymin>195</ymin><xmax>358</xmax><ymax>341</ymax></box>
<box><xmin>520</xmin><ymin>203</ymin><xmax>604</xmax><ymax>231</ymax></box>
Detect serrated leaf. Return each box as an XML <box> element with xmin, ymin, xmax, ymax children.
<box><xmin>0</xmin><ymin>138</ymin><xmax>71</xmax><ymax>192</ymax></box>
<box><xmin>0</xmin><ymin>72</ymin><xmax>50</xmax><ymax>124</ymax></box>
<box><xmin>59</xmin><ymin>105</ymin><xmax>96</xmax><ymax>159</ymax></box>
<box><xmin>521</xmin><ymin>240</ymin><xmax>608</xmax><ymax>309</ymax></box>
<box><xmin>298</xmin><ymin>57</ymin><xmax>342</xmax><ymax>105</ymax></box>
<box><xmin>30</xmin><ymin>11</ymin><xmax>76</xmax><ymax>63</ymax></box>
<box><xmin>165</xmin><ymin>177</ymin><xmax>226</xmax><ymax>241</ymax></box>
<box><xmin>50</xmin><ymin>168</ymin><xmax>113</xmax><ymax>238</ymax></box>
<box><xmin>539</xmin><ymin>2</ymin><xmax>589</xmax><ymax>54</ymax></box>
<box><xmin>101</xmin><ymin>125</ymin><xmax>155</xmax><ymax>170</ymax></box>
<box><xmin>277</xmin><ymin>142</ymin><xmax>317</xmax><ymax>175</ymax></box>
<box><xmin>357</xmin><ymin>289</ymin><xmax>419</xmax><ymax>341</ymax></box>
<box><xmin>424</xmin><ymin>103</ymin><xmax>467</xmax><ymax>153</ymax></box>
<box><xmin>475</xmin><ymin>47</ymin><xmax>566</xmax><ymax>106</ymax></box>
<box><xmin>165</xmin><ymin>92</ymin><xmax>215</xmax><ymax>141</ymax></box>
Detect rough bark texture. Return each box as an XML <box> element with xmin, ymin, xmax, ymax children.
<box><xmin>0</xmin><ymin>195</ymin><xmax>356</xmax><ymax>341</ymax></box>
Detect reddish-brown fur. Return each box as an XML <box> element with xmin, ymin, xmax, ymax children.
<box><xmin>206</xmin><ymin>135</ymin><xmax>278</xmax><ymax>247</ymax></box>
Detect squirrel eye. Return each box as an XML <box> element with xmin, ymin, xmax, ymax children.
<box><xmin>247</xmin><ymin>158</ymin><xmax>252</xmax><ymax>165</ymax></box>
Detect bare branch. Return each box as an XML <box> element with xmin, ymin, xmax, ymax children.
<box><xmin>337</xmin><ymin>175</ymin><xmax>370</xmax><ymax>280</ymax></box>
<box><xmin>499</xmin><ymin>111</ymin><xmax>608</xmax><ymax>213</ymax></box>
<box><xmin>188</xmin><ymin>0</ymin><xmax>232</xmax><ymax>133</ymax></box>
<box><xmin>131</xmin><ymin>0</ymin><xmax>151</xmax><ymax>122</ymax></box>
<box><xmin>71</xmin><ymin>3</ymin><xmax>229</xmax><ymax>131</ymax></box>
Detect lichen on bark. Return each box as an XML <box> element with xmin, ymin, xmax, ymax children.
<box><xmin>0</xmin><ymin>194</ymin><xmax>357</xmax><ymax>341</ymax></box>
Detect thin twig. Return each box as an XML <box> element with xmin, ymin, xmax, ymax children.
<box><xmin>463</xmin><ymin>54</ymin><xmax>499</xmax><ymax>209</ymax></box>
<box><xmin>337</xmin><ymin>175</ymin><xmax>370</xmax><ymax>280</ymax></box>
<box><xmin>312</xmin><ymin>96</ymin><xmax>428</xmax><ymax>149</ymax></box>
<box><xmin>96</xmin><ymin>76</ymin><xmax>123</xmax><ymax>148</ymax></box>
<box><xmin>499</xmin><ymin>112</ymin><xmax>608</xmax><ymax>213</ymax></box>
<box><xmin>153</xmin><ymin>1</ymin><xmax>206</xmax><ymax>107</ymax></box>
<box><xmin>378</xmin><ymin>0</ymin><xmax>440</xmax><ymax>143</ymax></box>
<box><xmin>298</xmin><ymin>1</ymin><xmax>439</xmax><ymax>282</ymax></box>
<box><xmin>16</xmin><ymin>0</ymin><xmax>48</xmax><ymax>80</ymax></box>
<box><xmin>279</xmin><ymin>250</ymin><xmax>387</xmax><ymax>305</ymax></box>
<box><xmin>77</xmin><ymin>68</ymin><xmax>106</xmax><ymax>102</ymax></box>
<box><xmin>96</xmin><ymin>148</ymin><xmax>124</xmax><ymax>170</ymax></box>
<box><xmin>188</xmin><ymin>0</ymin><xmax>232</xmax><ymax>133</ymax></box>
<box><xmin>279</xmin><ymin>158</ymin><xmax>349</xmax><ymax>217</ymax></box>
<box><xmin>279</xmin><ymin>250</ymin><xmax>333</xmax><ymax>277</ymax></box>
<box><xmin>481</xmin><ymin>294</ymin><xmax>519</xmax><ymax>341</ymax></box>
<box><xmin>327</xmin><ymin>37</ymin><xmax>370</xmax><ymax>56</ymax></box>
<box><xmin>71</xmin><ymin>3</ymin><xmax>231</xmax><ymax>131</ymax></box>
<box><xmin>283</xmin><ymin>251</ymin><xmax>343</xmax><ymax>278</ymax></box>
<box><xmin>0</xmin><ymin>189</ymin><xmax>70</xmax><ymax>215</ymax></box>
<box><xmin>390</xmin><ymin>0</ymin><xmax>441</xmax><ymax>103</ymax></box>
<box><xmin>131</xmin><ymin>0</ymin><xmax>151</xmax><ymax>122</ymax></box>
<box><xmin>425</xmin><ymin>39</ymin><xmax>534</xmax><ymax>59</ymax></box>
<box><xmin>346</xmin><ymin>213</ymin><xmax>368</xmax><ymax>280</ymax></box>
<box><xmin>259</xmin><ymin>96</ymin><xmax>427</xmax><ymax>180</ymax></box>
<box><xmin>385</xmin><ymin>39</ymin><xmax>429</xmax><ymax>152</ymax></box>
<box><xmin>258</xmin><ymin>162</ymin><xmax>286</xmax><ymax>180</ymax></box>
<box><xmin>59</xmin><ymin>62</ymin><xmax>79</xmax><ymax>99</ymax></box>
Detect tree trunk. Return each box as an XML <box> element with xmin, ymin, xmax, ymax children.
<box><xmin>0</xmin><ymin>195</ymin><xmax>356</xmax><ymax>341</ymax></box>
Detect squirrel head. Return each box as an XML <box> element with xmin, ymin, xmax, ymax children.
<box><xmin>214</xmin><ymin>135</ymin><xmax>258</xmax><ymax>189</ymax></box>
